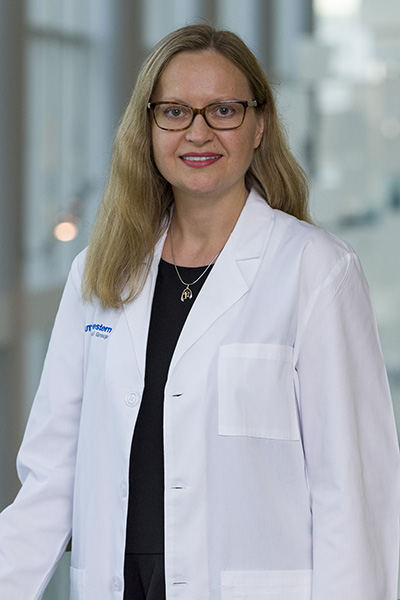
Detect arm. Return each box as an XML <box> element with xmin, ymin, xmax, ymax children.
<box><xmin>295</xmin><ymin>251</ymin><xmax>400</xmax><ymax>599</ymax></box>
<box><xmin>0</xmin><ymin>256</ymin><xmax>85</xmax><ymax>600</ymax></box>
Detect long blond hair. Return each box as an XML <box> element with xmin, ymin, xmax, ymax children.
<box><xmin>83</xmin><ymin>24</ymin><xmax>310</xmax><ymax>309</ymax></box>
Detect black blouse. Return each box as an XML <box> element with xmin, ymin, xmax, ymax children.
<box><xmin>125</xmin><ymin>258</ymin><xmax>213</xmax><ymax>554</ymax></box>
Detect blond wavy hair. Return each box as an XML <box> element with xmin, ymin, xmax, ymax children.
<box><xmin>83</xmin><ymin>24</ymin><xmax>310</xmax><ymax>309</ymax></box>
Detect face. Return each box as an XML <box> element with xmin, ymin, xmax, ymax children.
<box><xmin>150</xmin><ymin>50</ymin><xmax>264</xmax><ymax>204</ymax></box>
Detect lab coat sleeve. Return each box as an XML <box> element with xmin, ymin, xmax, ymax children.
<box><xmin>0</xmin><ymin>255</ymin><xmax>86</xmax><ymax>600</ymax></box>
<box><xmin>295</xmin><ymin>250</ymin><xmax>400</xmax><ymax>600</ymax></box>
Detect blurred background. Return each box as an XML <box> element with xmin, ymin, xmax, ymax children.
<box><xmin>1</xmin><ymin>0</ymin><xmax>399</xmax><ymax>597</ymax></box>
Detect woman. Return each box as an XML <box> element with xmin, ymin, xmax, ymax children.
<box><xmin>0</xmin><ymin>24</ymin><xmax>399</xmax><ymax>600</ymax></box>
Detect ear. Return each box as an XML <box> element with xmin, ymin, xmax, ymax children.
<box><xmin>253</xmin><ymin>111</ymin><xmax>265</xmax><ymax>149</ymax></box>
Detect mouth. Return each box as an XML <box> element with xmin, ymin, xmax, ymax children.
<box><xmin>180</xmin><ymin>153</ymin><xmax>222</xmax><ymax>168</ymax></box>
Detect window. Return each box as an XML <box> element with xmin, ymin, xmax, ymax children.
<box><xmin>310</xmin><ymin>0</ymin><xmax>400</xmax><ymax>430</ymax></box>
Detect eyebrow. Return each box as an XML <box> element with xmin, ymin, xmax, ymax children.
<box><xmin>154</xmin><ymin>97</ymin><xmax>245</xmax><ymax>105</ymax></box>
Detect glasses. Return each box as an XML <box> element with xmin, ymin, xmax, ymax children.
<box><xmin>147</xmin><ymin>100</ymin><xmax>258</xmax><ymax>131</ymax></box>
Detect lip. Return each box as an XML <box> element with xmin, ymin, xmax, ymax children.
<box><xmin>179</xmin><ymin>152</ymin><xmax>222</xmax><ymax>168</ymax></box>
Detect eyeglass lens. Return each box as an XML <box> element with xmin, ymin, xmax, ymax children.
<box><xmin>153</xmin><ymin>102</ymin><xmax>246</xmax><ymax>130</ymax></box>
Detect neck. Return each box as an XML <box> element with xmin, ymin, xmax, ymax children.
<box><xmin>162</xmin><ymin>188</ymin><xmax>248</xmax><ymax>267</ymax></box>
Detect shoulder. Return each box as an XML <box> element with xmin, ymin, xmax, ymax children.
<box><xmin>274</xmin><ymin>208</ymin><xmax>352</xmax><ymax>258</ymax></box>
<box><xmin>247</xmin><ymin>191</ymin><xmax>359</xmax><ymax>287</ymax></box>
<box><xmin>272</xmin><ymin>209</ymin><xmax>363</xmax><ymax>297</ymax></box>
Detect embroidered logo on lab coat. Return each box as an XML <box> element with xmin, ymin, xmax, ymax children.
<box><xmin>85</xmin><ymin>323</ymin><xmax>113</xmax><ymax>339</ymax></box>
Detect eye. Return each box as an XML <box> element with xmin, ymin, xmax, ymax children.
<box><xmin>218</xmin><ymin>105</ymin><xmax>234</xmax><ymax>116</ymax></box>
<box><xmin>162</xmin><ymin>104</ymin><xmax>191</xmax><ymax>120</ymax></box>
<box><xmin>212</xmin><ymin>103</ymin><xmax>238</xmax><ymax>118</ymax></box>
<box><xmin>168</xmin><ymin>107</ymin><xmax>182</xmax><ymax>117</ymax></box>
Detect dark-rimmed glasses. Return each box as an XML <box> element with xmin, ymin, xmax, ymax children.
<box><xmin>147</xmin><ymin>100</ymin><xmax>258</xmax><ymax>131</ymax></box>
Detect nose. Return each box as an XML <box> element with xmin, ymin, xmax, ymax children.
<box><xmin>185</xmin><ymin>113</ymin><xmax>214</xmax><ymax>144</ymax></box>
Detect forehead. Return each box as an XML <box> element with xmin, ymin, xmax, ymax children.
<box><xmin>152</xmin><ymin>50</ymin><xmax>252</xmax><ymax>102</ymax></box>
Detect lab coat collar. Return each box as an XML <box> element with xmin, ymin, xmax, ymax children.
<box><xmin>123</xmin><ymin>190</ymin><xmax>275</xmax><ymax>379</ymax></box>
<box><xmin>169</xmin><ymin>190</ymin><xmax>275</xmax><ymax>374</ymax></box>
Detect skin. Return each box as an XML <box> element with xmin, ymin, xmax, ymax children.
<box><xmin>150</xmin><ymin>50</ymin><xmax>264</xmax><ymax>266</ymax></box>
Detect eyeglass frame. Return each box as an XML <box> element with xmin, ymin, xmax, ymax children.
<box><xmin>147</xmin><ymin>99</ymin><xmax>259</xmax><ymax>131</ymax></box>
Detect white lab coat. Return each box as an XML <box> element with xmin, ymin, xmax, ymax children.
<box><xmin>0</xmin><ymin>190</ymin><xmax>399</xmax><ymax>600</ymax></box>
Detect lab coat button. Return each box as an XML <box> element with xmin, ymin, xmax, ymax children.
<box><xmin>120</xmin><ymin>482</ymin><xmax>127</xmax><ymax>498</ymax></box>
<box><xmin>125</xmin><ymin>392</ymin><xmax>139</xmax><ymax>407</ymax></box>
<box><xmin>111</xmin><ymin>576</ymin><xmax>122</xmax><ymax>591</ymax></box>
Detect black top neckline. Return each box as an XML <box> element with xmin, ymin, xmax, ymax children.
<box><xmin>159</xmin><ymin>257</ymin><xmax>210</xmax><ymax>271</ymax></box>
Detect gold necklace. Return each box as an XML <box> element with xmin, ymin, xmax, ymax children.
<box><xmin>170</xmin><ymin>226</ymin><xmax>223</xmax><ymax>302</ymax></box>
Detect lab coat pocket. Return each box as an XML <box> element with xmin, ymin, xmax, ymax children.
<box><xmin>218</xmin><ymin>344</ymin><xmax>299</xmax><ymax>440</ymax></box>
<box><xmin>221</xmin><ymin>569</ymin><xmax>312</xmax><ymax>599</ymax></box>
<box><xmin>70</xmin><ymin>566</ymin><xmax>85</xmax><ymax>600</ymax></box>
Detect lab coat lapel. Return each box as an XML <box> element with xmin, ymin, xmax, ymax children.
<box><xmin>170</xmin><ymin>191</ymin><xmax>275</xmax><ymax>374</ymax></box>
<box><xmin>122</xmin><ymin>231</ymin><xmax>167</xmax><ymax>379</ymax></box>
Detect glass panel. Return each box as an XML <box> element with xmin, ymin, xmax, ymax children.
<box><xmin>143</xmin><ymin>0</ymin><xmax>202</xmax><ymax>50</ymax></box>
<box><xmin>25</xmin><ymin>0</ymin><xmax>89</xmax><ymax>33</ymax></box>
<box><xmin>24</xmin><ymin>36</ymin><xmax>90</xmax><ymax>290</ymax></box>
<box><xmin>310</xmin><ymin>0</ymin><xmax>400</xmax><ymax>430</ymax></box>
<box><xmin>314</xmin><ymin>0</ymin><xmax>361</xmax><ymax>19</ymax></box>
<box><xmin>25</xmin><ymin>0</ymin><xmax>65</xmax><ymax>29</ymax></box>
<box><xmin>65</xmin><ymin>0</ymin><xmax>90</xmax><ymax>32</ymax></box>
<box><xmin>217</xmin><ymin>0</ymin><xmax>261</xmax><ymax>57</ymax></box>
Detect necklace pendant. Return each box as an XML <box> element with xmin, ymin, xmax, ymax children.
<box><xmin>181</xmin><ymin>285</ymin><xmax>193</xmax><ymax>302</ymax></box>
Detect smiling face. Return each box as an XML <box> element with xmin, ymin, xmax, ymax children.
<box><xmin>150</xmin><ymin>50</ymin><xmax>264</xmax><ymax>206</ymax></box>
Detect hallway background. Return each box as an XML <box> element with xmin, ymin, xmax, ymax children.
<box><xmin>1</xmin><ymin>1</ymin><xmax>399</xmax><ymax>597</ymax></box>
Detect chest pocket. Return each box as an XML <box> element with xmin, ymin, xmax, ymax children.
<box><xmin>218</xmin><ymin>344</ymin><xmax>299</xmax><ymax>440</ymax></box>
<box><xmin>221</xmin><ymin>569</ymin><xmax>312</xmax><ymax>600</ymax></box>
